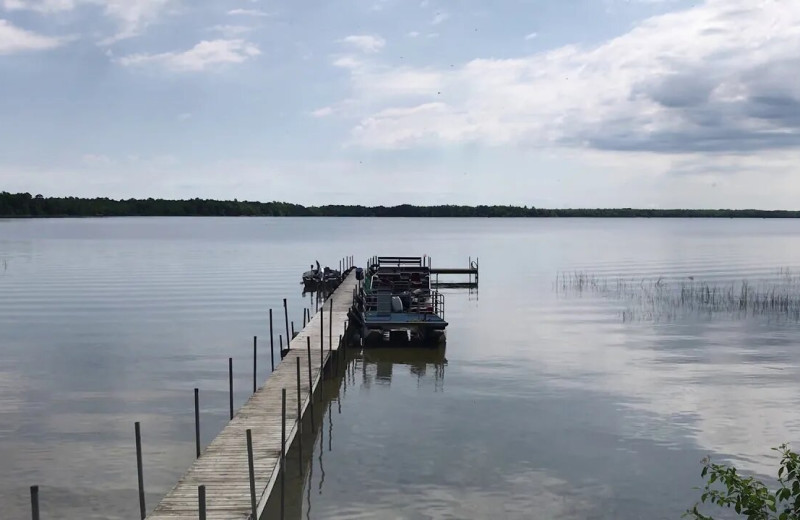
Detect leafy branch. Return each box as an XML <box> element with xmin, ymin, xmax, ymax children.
<box><xmin>686</xmin><ymin>445</ymin><xmax>800</xmax><ymax>520</ymax></box>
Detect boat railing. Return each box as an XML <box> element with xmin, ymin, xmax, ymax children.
<box><xmin>356</xmin><ymin>289</ymin><xmax>444</xmax><ymax>319</ymax></box>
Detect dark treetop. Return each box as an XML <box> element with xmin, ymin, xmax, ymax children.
<box><xmin>2</xmin><ymin>192</ymin><xmax>798</xmax><ymax>218</ymax></box>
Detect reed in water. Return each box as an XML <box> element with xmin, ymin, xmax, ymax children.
<box><xmin>556</xmin><ymin>268</ymin><xmax>800</xmax><ymax>322</ymax></box>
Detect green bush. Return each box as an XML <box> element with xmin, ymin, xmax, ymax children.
<box><xmin>686</xmin><ymin>445</ymin><xmax>800</xmax><ymax>520</ymax></box>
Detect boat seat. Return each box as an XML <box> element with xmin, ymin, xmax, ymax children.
<box><xmin>377</xmin><ymin>293</ymin><xmax>393</xmax><ymax>315</ymax></box>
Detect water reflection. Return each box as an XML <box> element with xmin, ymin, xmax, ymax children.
<box><xmin>261</xmin><ymin>347</ymin><xmax>449</xmax><ymax>519</ymax></box>
<box><xmin>361</xmin><ymin>346</ymin><xmax>447</xmax><ymax>391</ymax></box>
<box><xmin>4</xmin><ymin>218</ymin><xmax>800</xmax><ymax>519</ymax></box>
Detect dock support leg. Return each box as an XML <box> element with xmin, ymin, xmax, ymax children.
<box><xmin>291</xmin><ymin>321</ymin><xmax>295</xmax><ymax>340</ymax></box>
<box><xmin>30</xmin><ymin>485</ymin><xmax>39</xmax><ymax>520</ymax></box>
<box><xmin>194</xmin><ymin>388</ymin><xmax>200</xmax><ymax>459</ymax></box>
<box><xmin>135</xmin><ymin>422</ymin><xmax>146</xmax><ymax>519</ymax></box>
<box><xmin>253</xmin><ymin>336</ymin><xmax>257</xmax><ymax>393</ymax></box>
<box><xmin>228</xmin><ymin>358</ymin><xmax>234</xmax><ymax>420</ymax></box>
<box><xmin>306</xmin><ymin>337</ymin><xmax>315</xmax><ymax>429</ymax></box>
<box><xmin>269</xmin><ymin>309</ymin><xmax>275</xmax><ymax>372</ymax></box>
<box><xmin>281</xmin><ymin>388</ymin><xmax>286</xmax><ymax>520</ymax></box>
<box><xmin>279</xmin><ymin>335</ymin><xmax>283</xmax><ymax>359</ymax></box>
<box><xmin>283</xmin><ymin>299</ymin><xmax>290</xmax><ymax>355</ymax></box>
<box><xmin>198</xmin><ymin>485</ymin><xmax>206</xmax><ymax>520</ymax></box>
<box><xmin>296</xmin><ymin>357</ymin><xmax>303</xmax><ymax>474</ymax></box>
<box><xmin>246</xmin><ymin>429</ymin><xmax>257</xmax><ymax>520</ymax></box>
<box><xmin>320</xmin><ymin>301</ymin><xmax>324</xmax><ymax>378</ymax></box>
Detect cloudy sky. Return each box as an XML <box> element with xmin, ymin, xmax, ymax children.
<box><xmin>1</xmin><ymin>0</ymin><xmax>799</xmax><ymax>208</ymax></box>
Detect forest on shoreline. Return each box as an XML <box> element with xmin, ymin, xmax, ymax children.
<box><xmin>2</xmin><ymin>192</ymin><xmax>798</xmax><ymax>218</ymax></box>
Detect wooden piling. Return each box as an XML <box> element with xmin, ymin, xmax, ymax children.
<box><xmin>295</xmin><ymin>357</ymin><xmax>303</xmax><ymax>474</ymax></box>
<box><xmin>228</xmin><ymin>358</ymin><xmax>234</xmax><ymax>420</ymax></box>
<box><xmin>135</xmin><ymin>422</ymin><xmax>146</xmax><ymax>519</ymax></box>
<box><xmin>30</xmin><ymin>485</ymin><xmax>39</xmax><ymax>520</ymax></box>
<box><xmin>283</xmin><ymin>299</ymin><xmax>290</xmax><ymax>354</ymax></box>
<box><xmin>198</xmin><ymin>486</ymin><xmax>206</xmax><ymax>520</ymax></box>
<box><xmin>253</xmin><ymin>336</ymin><xmax>257</xmax><ymax>393</ymax></box>
<box><xmin>269</xmin><ymin>309</ymin><xmax>275</xmax><ymax>372</ymax></box>
<box><xmin>194</xmin><ymin>388</ymin><xmax>200</xmax><ymax>459</ymax></box>
<box><xmin>246</xmin><ymin>429</ymin><xmax>256</xmax><ymax>520</ymax></box>
<box><xmin>280</xmin><ymin>388</ymin><xmax>286</xmax><ymax>520</ymax></box>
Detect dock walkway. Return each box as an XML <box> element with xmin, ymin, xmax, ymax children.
<box><xmin>146</xmin><ymin>271</ymin><xmax>357</xmax><ymax>520</ymax></box>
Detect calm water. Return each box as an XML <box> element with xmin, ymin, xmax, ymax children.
<box><xmin>2</xmin><ymin>217</ymin><xmax>800</xmax><ymax>519</ymax></box>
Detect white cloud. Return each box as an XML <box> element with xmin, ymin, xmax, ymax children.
<box><xmin>331</xmin><ymin>0</ymin><xmax>800</xmax><ymax>156</ymax></box>
<box><xmin>431</xmin><ymin>11</ymin><xmax>448</xmax><ymax>25</ymax></box>
<box><xmin>0</xmin><ymin>19</ymin><xmax>64</xmax><ymax>54</ymax></box>
<box><xmin>2</xmin><ymin>0</ymin><xmax>76</xmax><ymax>12</ymax></box>
<box><xmin>227</xmin><ymin>8</ymin><xmax>270</xmax><ymax>17</ymax></box>
<box><xmin>311</xmin><ymin>106</ymin><xmax>333</xmax><ymax>117</ymax></box>
<box><xmin>340</xmin><ymin>34</ymin><xmax>385</xmax><ymax>53</ymax></box>
<box><xmin>81</xmin><ymin>153</ymin><xmax>113</xmax><ymax>165</ymax></box>
<box><xmin>407</xmin><ymin>31</ymin><xmax>420</xmax><ymax>38</ymax></box>
<box><xmin>524</xmin><ymin>32</ymin><xmax>537</xmax><ymax>40</ymax></box>
<box><xmin>118</xmin><ymin>39</ymin><xmax>260</xmax><ymax>72</ymax></box>
<box><xmin>4</xmin><ymin>0</ymin><xmax>174</xmax><ymax>43</ymax></box>
<box><xmin>209</xmin><ymin>24</ymin><xmax>253</xmax><ymax>37</ymax></box>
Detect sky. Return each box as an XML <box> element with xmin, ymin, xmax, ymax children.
<box><xmin>1</xmin><ymin>0</ymin><xmax>799</xmax><ymax>208</ymax></box>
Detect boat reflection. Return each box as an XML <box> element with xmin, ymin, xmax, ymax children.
<box><xmin>259</xmin><ymin>344</ymin><xmax>448</xmax><ymax>519</ymax></box>
<box><xmin>359</xmin><ymin>344</ymin><xmax>447</xmax><ymax>391</ymax></box>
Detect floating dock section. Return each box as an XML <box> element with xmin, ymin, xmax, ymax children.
<box><xmin>146</xmin><ymin>270</ymin><xmax>357</xmax><ymax>520</ymax></box>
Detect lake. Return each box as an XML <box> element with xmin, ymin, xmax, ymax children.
<box><xmin>1</xmin><ymin>217</ymin><xmax>799</xmax><ymax>519</ymax></box>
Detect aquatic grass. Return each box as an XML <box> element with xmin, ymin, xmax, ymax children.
<box><xmin>556</xmin><ymin>269</ymin><xmax>800</xmax><ymax>322</ymax></box>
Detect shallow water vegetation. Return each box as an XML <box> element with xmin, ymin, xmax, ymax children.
<box><xmin>686</xmin><ymin>445</ymin><xmax>800</xmax><ymax>520</ymax></box>
<box><xmin>556</xmin><ymin>270</ymin><xmax>800</xmax><ymax>322</ymax></box>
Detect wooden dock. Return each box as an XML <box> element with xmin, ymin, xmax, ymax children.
<box><xmin>146</xmin><ymin>270</ymin><xmax>357</xmax><ymax>520</ymax></box>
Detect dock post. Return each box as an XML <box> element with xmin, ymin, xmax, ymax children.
<box><xmin>281</xmin><ymin>388</ymin><xmax>286</xmax><ymax>520</ymax></box>
<box><xmin>269</xmin><ymin>309</ymin><xmax>275</xmax><ymax>372</ymax></box>
<box><xmin>135</xmin><ymin>422</ymin><xmax>146</xmax><ymax>519</ymax></box>
<box><xmin>306</xmin><ymin>337</ymin><xmax>315</xmax><ymax>429</ymax></box>
<box><xmin>283</xmin><ymin>299</ymin><xmax>290</xmax><ymax>355</ymax></box>
<box><xmin>295</xmin><ymin>357</ymin><xmax>303</xmax><ymax>474</ymax></box>
<box><xmin>30</xmin><ymin>485</ymin><xmax>39</xmax><ymax>520</ymax></box>
<box><xmin>228</xmin><ymin>358</ymin><xmax>234</xmax><ymax>420</ymax></box>
<box><xmin>253</xmin><ymin>336</ymin><xmax>257</xmax><ymax>393</ymax></box>
<box><xmin>246</xmin><ymin>429</ymin><xmax>256</xmax><ymax>520</ymax></box>
<box><xmin>194</xmin><ymin>388</ymin><xmax>201</xmax><ymax>458</ymax></box>
<box><xmin>279</xmin><ymin>335</ymin><xmax>283</xmax><ymax>359</ymax></box>
<box><xmin>329</xmin><ymin>297</ymin><xmax>333</xmax><ymax>354</ymax></box>
<box><xmin>320</xmin><ymin>299</ymin><xmax>324</xmax><ymax>377</ymax></box>
<box><xmin>303</xmin><ymin>309</ymin><xmax>307</xmax><ymax>327</ymax></box>
<box><xmin>291</xmin><ymin>321</ymin><xmax>295</xmax><ymax>339</ymax></box>
<box><xmin>198</xmin><ymin>485</ymin><xmax>206</xmax><ymax>520</ymax></box>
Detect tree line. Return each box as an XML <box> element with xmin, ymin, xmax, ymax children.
<box><xmin>2</xmin><ymin>192</ymin><xmax>799</xmax><ymax>218</ymax></box>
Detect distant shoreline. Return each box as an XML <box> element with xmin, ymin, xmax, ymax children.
<box><xmin>1</xmin><ymin>193</ymin><xmax>798</xmax><ymax>218</ymax></box>
<box><xmin>3</xmin><ymin>214</ymin><xmax>800</xmax><ymax>219</ymax></box>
